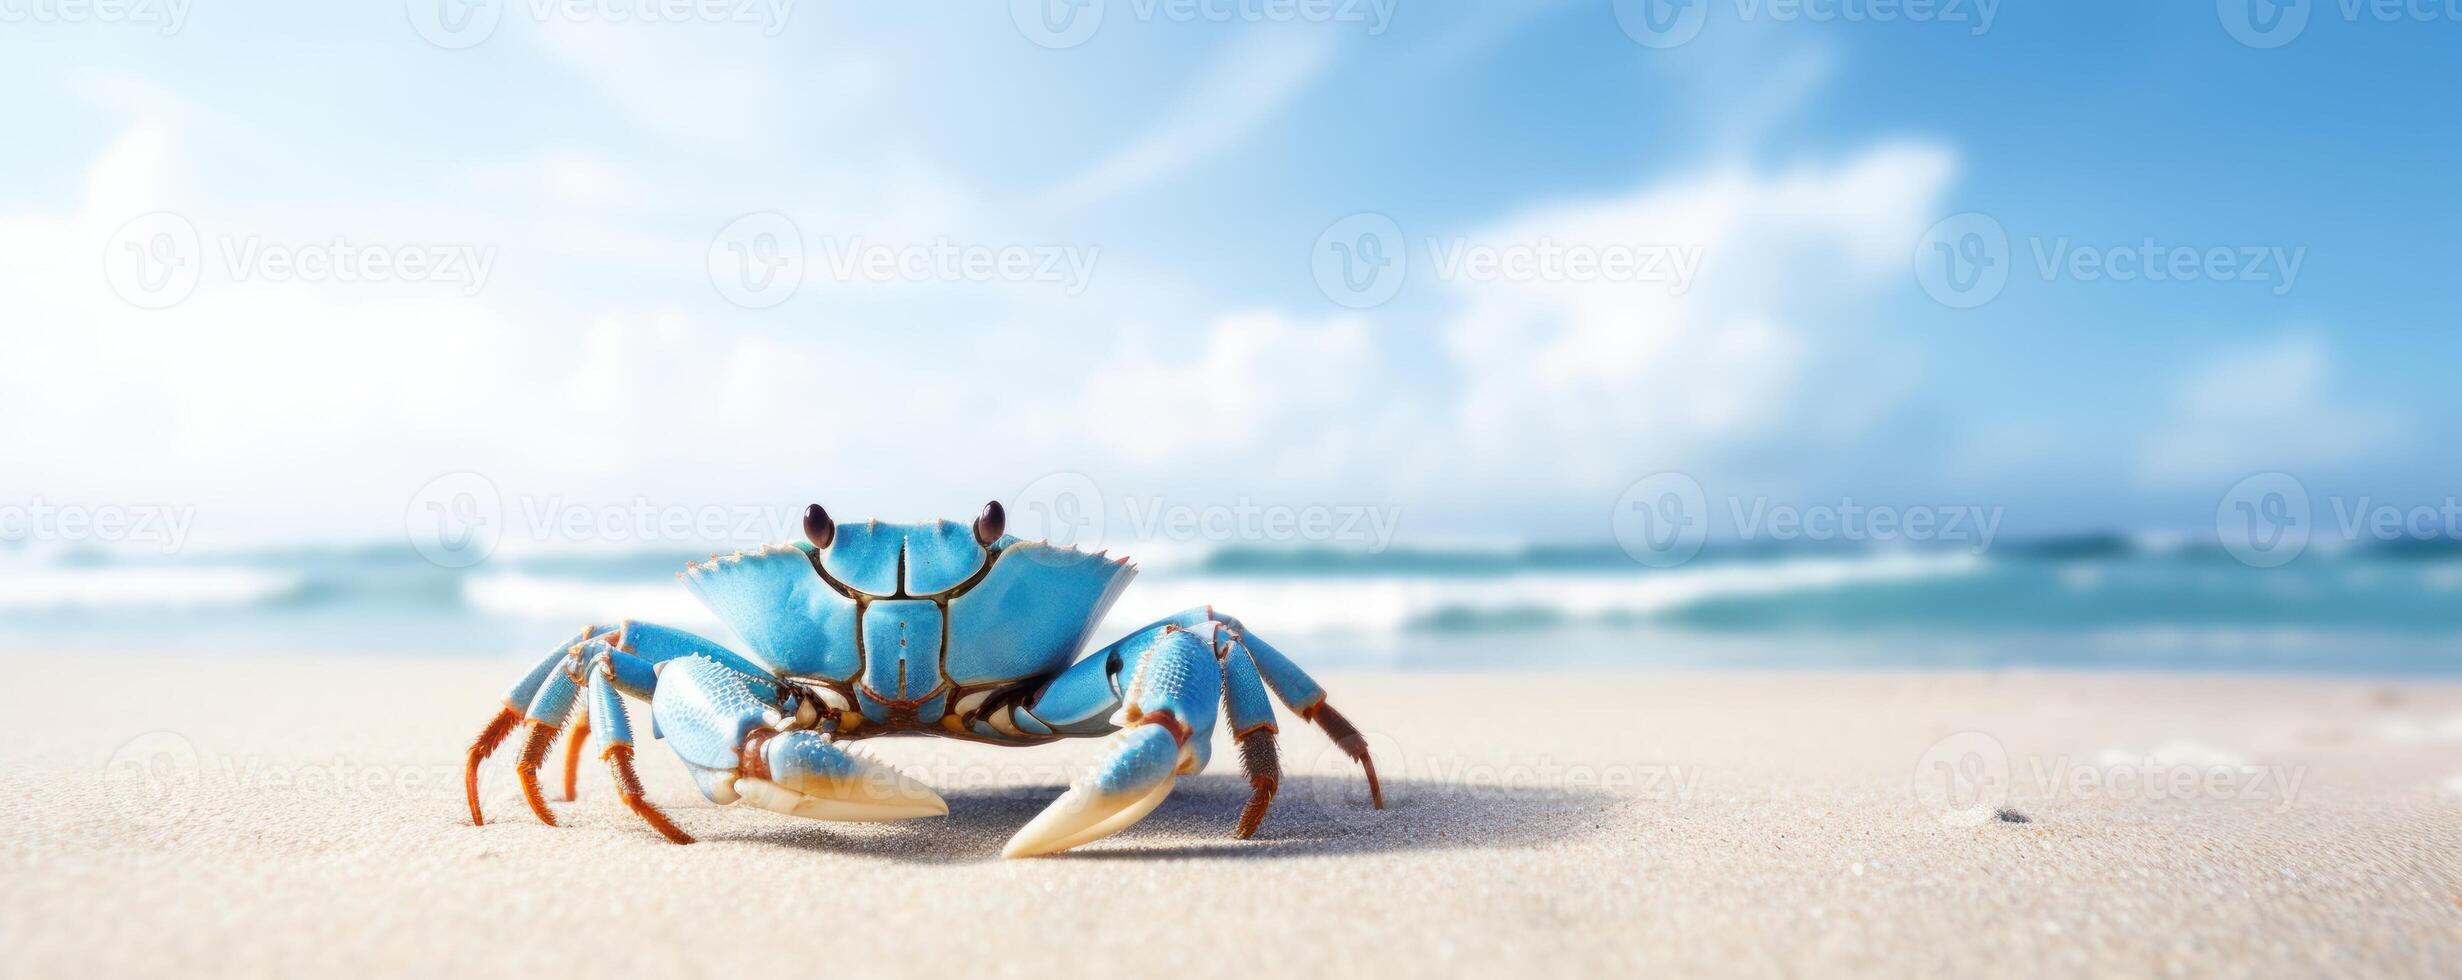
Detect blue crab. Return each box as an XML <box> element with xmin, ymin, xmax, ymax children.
<box><xmin>464</xmin><ymin>502</ymin><xmax>1382</xmax><ymax>857</ymax></box>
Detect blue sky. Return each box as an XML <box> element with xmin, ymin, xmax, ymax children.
<box><xmin>1</xmin><ymin>1</ymin><xmax>2453</xmax><ymax>551</ymax></box>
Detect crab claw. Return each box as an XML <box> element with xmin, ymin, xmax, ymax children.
<box><xmin>1003</xmin><ymin>720</ymin><xmax>1184</xmax><ymax>858</ymax></box>
<box><xmin>733</xmin><ymin>730</ymin><xmax>949</xmax><ymax>822</ymax></box>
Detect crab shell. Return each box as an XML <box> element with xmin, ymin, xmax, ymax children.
<box><xmin>677</xmin><ymin>520</ymin><xmax>1136</xmax><ymax>734</ymax></box>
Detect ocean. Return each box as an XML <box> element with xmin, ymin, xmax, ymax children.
<box><xmin>3</xmin><ymin>537</ymin><xmax>2457</xmax><ymax>674</ymax></box>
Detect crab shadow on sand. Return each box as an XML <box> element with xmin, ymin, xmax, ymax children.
<box><xmin>707</xmin><ymin>774</ymin><xmax>1628</xmax><ymax>865</ymax></box>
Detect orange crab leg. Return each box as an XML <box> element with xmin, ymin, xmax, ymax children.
<box><xmin>463</xmin><ymin>706</ymin><xmax>522</xmax><ymax>826</ymax></box>
<box><xmin>560</xmin><ymin>712</ymin><xmax>592</xmax><ymax>802</ymax></box>
<box><xmin>1233</xmin><ymin>727</ymin><xmax>1281</xmax><ymax>840</ymax></box>
<box><xmin>1305</xmin><ymin>702</ymin><xmax>1383</xmax><ymax>809</ymax></box>
<box><xmin>606</xmin><ymin>744</ymin><xmax>695</xmax><ymax>844</ymax></box>
<box><xmin>514</xmin><ymin>722</ymin><xmax>563</xmax><ymax>826</ymax></box>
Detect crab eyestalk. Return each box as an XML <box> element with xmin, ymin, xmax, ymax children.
<box><xmin>803</xmin><ymin>504</ymin><xmax>835</xmax><ymax>549</ymax></box>
<box><xmin>973</xmin><ymin>500</ymin><xmax>1004</xmax><ymax>546</ymax></box>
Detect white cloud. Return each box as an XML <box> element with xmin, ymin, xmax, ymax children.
<box><xmin>2136</xmin><ymin>334</ymin><xmax>2407</xmax><ymax>487</ymax></box>
<box><xmin>1083</xmin><ymin>311</ymin><xmax>1403</xmax><ymax>474</ymax></box>
<box><xmin>1435</xmin><ymin>141</ymin><xmax>1960</xmax><ymax>499</ymax></box>
<box><xmin>3</xmin><ymin>89</ymin><xmax>1960</xmax><ymax>549</ymax></box>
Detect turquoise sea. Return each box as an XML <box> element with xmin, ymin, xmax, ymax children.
<box><xmin>4</xmin><ymin>537</ymin><xmax>2457</xmax><ymax>674</ymax></box>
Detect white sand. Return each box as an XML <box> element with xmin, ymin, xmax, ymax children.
<box><xmin>3</xmin><ymin>655</ymin><xmax>2459</xmax><ymax>977</ymax></box>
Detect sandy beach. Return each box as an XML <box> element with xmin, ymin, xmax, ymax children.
<box><xmin>3</xmin><ymin>654</ymin><xmax>2457</xmax><ymax>977</ymax></box>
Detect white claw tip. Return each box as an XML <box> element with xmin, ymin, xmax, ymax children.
<box><xmin>1000</xmin><ymin>776</ymin><xmax>1177</xmax><ymax>859</ymax></box>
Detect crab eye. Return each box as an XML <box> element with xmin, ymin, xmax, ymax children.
<box><xmin>803</xmin><ymin>504</ymin><xmax>835</xmax><ymax>549</ymax></box>
<box><xmin>973</xmin><ymin>500</ymin><xmax>1005</xmax><ymax>546</ymax></box>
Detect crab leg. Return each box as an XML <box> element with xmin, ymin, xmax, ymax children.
<box><xmin>465</xmin><ymin>621</ymin><xmax>759</xmax><ymax>828</ymax></box>
<box><xmin>466</xmin><ymin>625</ymin><xmax>614</xmax><ymax>825</ymax></box>
<box><xmin>584</xmin><ymin>659</ymin><xmax>694</xmax><ymax>843</ymax></box>
<box><xmin>1215</xmin><ymin>630</ymin><xmax>1283</xmax><ymax>838</ymax></box>
<box><xmin>1220</xmin><ymin>619</ymin><xmax>1383</xmax><ymax>809</ymax></box>
<box><xmin>512</xmin><ymin>654</ymin><xmax>586</xmax><ymax>825</ymax></box>
<box><xmin>560</xmin><ymin>711</ymin><xmax>591</xmax><ymax>802</ymax></box>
